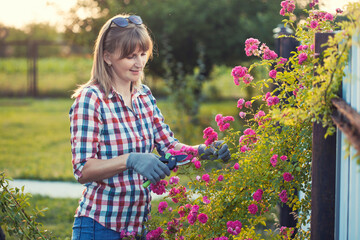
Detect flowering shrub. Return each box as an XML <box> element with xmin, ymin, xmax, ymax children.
<box><xmin>146</xmin><ymin>2</ymin><xmax>359</xmax><ymax>239</ymax></box>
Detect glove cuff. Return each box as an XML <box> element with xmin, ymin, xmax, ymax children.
<box><xmin>126</xmin><ymin>153</ymin><xmax>135</xmax><ymax>170</ymax></box>
<box><xmin>198</xmin><ymin>144</ymin><xmax>205</xmax><ymax>155</ymax></box>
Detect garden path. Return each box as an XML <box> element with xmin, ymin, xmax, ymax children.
<box><xmin>10</xmin><ymin>179</ymin><xmax>165</xmax><ymax>199</ymax></box>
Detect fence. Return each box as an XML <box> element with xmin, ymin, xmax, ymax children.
<box><xmin>334</xmin><ymin>32</ymin><xmax>360</xmax><ymax>240</ymax></box>
<box><xmin>276</xmin><ymin>31</ymin><xmax>360</xmax><ymax>240</ymax></box>
<box><xmin>0</xmin><ymin>40</ymin><xmax>90</xmax><ymax>97</ymax></box>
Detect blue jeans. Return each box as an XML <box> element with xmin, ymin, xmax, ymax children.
<box><xmin>72</xmin><ymin>217</ymin><xmax>146</xmax><ymax>240</ymax></box>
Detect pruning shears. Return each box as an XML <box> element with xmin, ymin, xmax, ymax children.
<box><xmin>142</xmin><ymin>153</ymin><xmax>190</xmax><ymax>188</ymax></box>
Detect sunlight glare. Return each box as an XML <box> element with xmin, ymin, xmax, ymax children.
<box><xmin>0</xmin><ymin>0</ymin><xmax>77</xmax><ymax>29</ymax></box>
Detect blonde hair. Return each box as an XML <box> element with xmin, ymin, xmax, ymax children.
<box><xmin>72</xmin><ymin>14</ymin><xmax>153</xmax><ymax>98</ymax></box>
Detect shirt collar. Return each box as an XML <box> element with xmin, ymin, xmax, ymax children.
<box><xmin>107</xmin><ymin>85</ymin><xmax>147</xmax><ymax>99</ymax></box>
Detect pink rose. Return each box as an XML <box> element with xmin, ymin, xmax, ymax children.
<box><xmin>158</xmin><ymin>201</ymin><xmax>168</xmax><ymax>214</ymax></box>
<box><xmin>194</xmin><ymin>160</ymin><xmax>201</xmax><ymax>169</ymax></box>
<box><xmin>169</xmin><ymin>176</ymin><xmax>180</xmax><ymax>185</ymax></box>
<box><xmin>278</xmin><ymin>58</ymin><xmax>287</xmax><ymax>65</ymax></box>
<box><xmin>298</xmin><ymin>52</ymin><xmax>308</xmax><ymax>65</ymax></box>
<box><xmin>239</xmin><ymin>111</ymin><xmax>246</xmax><ymax>119</ymax></box>
<box><xmin>231</xmin><ymin>66</ymin><xmax>248</xmax><ymax>85</ymax></box>
<box><xmin>216</xmin><ymin>114</ymin><xmax>235</xmax><ymax>132</ymax></box>
<box><xmin>243</xmin><ymin>74</ymin><xmax>254</xmax><ymax>84</ymax></box>
<box><xmin>245</xmin><ymin>101</ymin><xmax>252</xmax><ymax>108</ymax></box>
<box><xmin>310</xmin><ymin>20</ymin><xmax>318</xmax><ymax>29</ymax></box>
<box><xmin>244</xmin><ymin>128</ymin><xmax>256</xmax><ymax>136</ymax></box>
<box><xmin>237</xmin><ymin>98</ymin><xmax>245</xmax><ymax>108</ymax></box>
<box><xmin>150</xmin><ymin>180</ymin><xmax>168</xmax><ymax>195</ymax></box>
<box><xmin>248</xmin><ymin>204</ymin><xmax>258</xmax><ymax>215</ymax></box>
<box><xmin>240</xmin><ymin>145</ymin><xmax>249</xmax><ymax>153</ymax></box>
<box><xmin>283</xmin><ymin>172</ymin><xmax>294</xmax><ymax>182</ymax></box>
<box><xmin>325</xmin><ymin>13</ymin><xmax>333</xmax><ymax>21</ymax></box>
<box><xmin>245</xmin><ymin>38</ymin><xmax>260</xmax><ymax>56</ymax></box>
<box><xmin>203</xmin><ymin>196</ymin><xmax>211</xmax><ymax>204</ymax></box>
<box><xmin>263</xmin><ymin>48</ymin><xmax>278</xmax><ymax>60</ymax></box>
<box><xmin>253</xmin><ymin>189</ymin><xmax>263</xmax><ymax>202</ymax></box>
<box><xmin>270</xmin><ymin>154</ymin><xmax>278</xmax><ymax>167</ymax></box>
<box><xmin>336</xmin><ymin>8</ymin><xmax>343</xmax><ymax>14</ymax></box>
<box><xmin>218</xmin><ymin>175</ymin><xmax>224</xmax><ymax>181</ymax></box>
<box><xmin>178</xmin><ymin>206</ymin><xmax>186</xmax><ymax>217</ymax></box>
<box><xmin>198</xmin><ymin>213</ymin><xmax>208</xmax><ymax>224</ymax></box>
<box><xmin>279</xmin><ymin>190</ymin><xmax>288</xmax><ymax>203</ymax></box>
<box><xmin>202</xmin><ymin>174</ymin><xmax>210</xmax><ymax>183</ymax></box>
<box><xmin>227</xmin><ymin>220</ymin><xmax>242</xmax><ymax>235</ymax></box>
<box><xmin>203</xmin><ymin>127</ymin><xmax>218</xmax><ymax>146</ymax></box>
<box><xmin>269</xmin><ymin>69</ymin><xmax>277</xmax><ymax>79</ymax></box>
<box><xmin>187</xmin><ymin>213</ymin><xmax>197</xmax><ymax>225</ymax></box>
<box><xmin>234</xmin><ymin>163</ymin><xmax>239</xmax><ymax>170</ymax></box>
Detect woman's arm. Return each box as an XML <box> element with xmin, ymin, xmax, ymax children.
<box><xmin>173</xmin><ymin>143</ymin><xmax>199</xmax><ymax>152</ymax></box>
<box><xmin>78</xmin><ymin>153</ymin><xmax>171</xmax><ymax>185</ymax></box>
<box><xmin>77</xmin><ymin>154</ymin><xmax>129</xmax><ymax>184</ymax></box>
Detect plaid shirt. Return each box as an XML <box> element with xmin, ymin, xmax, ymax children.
<box><xmin>69</xmin><ymin>84</ymin><xmax>178</xmax><ymax>233</ymax></box>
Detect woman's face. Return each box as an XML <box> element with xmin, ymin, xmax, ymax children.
<box><xmin>105</xmin><ymin>46</ymin><xmax>148</xmax><ymax>86</ymax></box>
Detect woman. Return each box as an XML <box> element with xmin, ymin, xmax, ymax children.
<box><xmin>69</xmin><ymin>14</ymin><xmax>230</xmax><ymax>239</ymax></box>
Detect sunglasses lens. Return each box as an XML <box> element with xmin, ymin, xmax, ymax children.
<box><xmin>128</xmin><ymin>15</ymin><xmax>143</xmax><ymax>25</ymax></box>
<box><xmin>112</xmin><ymin>18</ymin><xmax>129</xmax><ymax>27</ymax></box>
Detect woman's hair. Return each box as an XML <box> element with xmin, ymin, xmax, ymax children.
<box><xmin>71</xmin><ymin>14</ymin><xmax>153</xmax><ymax>98</ymax></box>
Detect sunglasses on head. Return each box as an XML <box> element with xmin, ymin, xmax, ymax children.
<box><xmin>110</xmin><ymin>15</ymin><xmax>143</xmax><ymax>28</ymax></box>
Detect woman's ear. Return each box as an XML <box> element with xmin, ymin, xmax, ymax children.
<box><xmin>103</xmin><ymin>51</ymin><xmax>112</xmax><ymax>66</ymax></box>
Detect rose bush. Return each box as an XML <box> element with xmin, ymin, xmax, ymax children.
<box><xmin>146</xmin><ymin>2</ymin><xmax>359</xmax><ymax>239</ymax></box>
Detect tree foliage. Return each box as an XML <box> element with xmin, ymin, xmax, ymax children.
<box><xmin>64</xmin><ymin>0</ymin><xmax>286</xmax><ymax>76</ymax></box>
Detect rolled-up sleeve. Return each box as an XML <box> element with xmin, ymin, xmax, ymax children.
<box><xmin>69</xmin><ymin>89</ymin><xmax>102</xmax><ymax>181</ymax></box>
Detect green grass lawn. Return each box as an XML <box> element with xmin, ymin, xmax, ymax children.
<box><xmin>0</xmin><ymin>98</ymin><xmax>74</xmax><ymax>180</ymax></box>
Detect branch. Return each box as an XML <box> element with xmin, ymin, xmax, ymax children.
<box><xmin>331</xmin><ymin>97</ymin><xmax>360</xmax><ymax>153</ymax></box>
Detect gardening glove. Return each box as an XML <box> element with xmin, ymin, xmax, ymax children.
<box><xmin>126</xmin><ymin>153</ymin><xmax>171</xmax><ymax>184</ymax></box>
<box><xmin>198</xmin><ymin>140</ymin><xmax>231</xmax><ymax>162</ymax></box>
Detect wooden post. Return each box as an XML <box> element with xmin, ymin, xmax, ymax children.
<box><xmin>27</xmin><ymin>41</ymin><xmax>38</xmax><ymax>97</ymax></box>
<box><xmin>310</xmin><ymin>32</ymin><xmax>336</xmax><ymax>240</ymax></box>
<box><xmin>274</xmin><ymin>27</ymin><xmax>299</xmax><ymax>233</ymax></box>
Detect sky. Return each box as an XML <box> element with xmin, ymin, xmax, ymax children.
<box><xmin>0</xmin><ymin>0</ymin><xmax>78</xmax><ymax>29</ymax></box>
<box><xmin>0</xmin><ymin>0</ymin><xmax>358</xmax><ymax>30</ymax></box>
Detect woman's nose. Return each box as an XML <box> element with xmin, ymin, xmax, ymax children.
<box><xmin>134</xmin><ymin>56</ymin><xmax>145</xmax><ymax>67</ymax></box>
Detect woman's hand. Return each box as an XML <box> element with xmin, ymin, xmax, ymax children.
<box><xmin>198</xmin><ymin>140</ymin><xmax>231</xmax><ymax>162</ymax></box>
<box><xmin>127</xmin><ymin>153</ymin><xmax>171</xmax><ymax>184</ymax></box>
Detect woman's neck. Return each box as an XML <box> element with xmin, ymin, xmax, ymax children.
<box><xmin>113</xmin><ymin>82</ymin><xmax>132</xmax><ymax>97</ymax></box>
<box><xmin>113</xmin><ymin>82</ymin><xmax>134</xmax><ymax>110</ymax></box>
